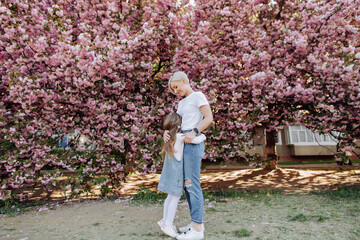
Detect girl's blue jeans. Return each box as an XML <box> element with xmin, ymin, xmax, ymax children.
<box><xmin>182</xmin><ymin>130</ymin><xmax>205</xmax><ymax>224</ymax></box>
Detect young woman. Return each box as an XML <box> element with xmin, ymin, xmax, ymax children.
<box><xmin>164</xmin><ymin>71</ymin><xmax>213</xmax><ymax>240</ymax></box>
<box><xmin>157</xmin><ymin>112</ymin><xmax>206</xmax><ymax>238</ymax></box>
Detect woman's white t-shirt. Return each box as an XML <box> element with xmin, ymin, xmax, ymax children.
<box><xmin>176</xmin><ymin>92</ymin><xmax>209</xmax><ymax>131</ymax></box>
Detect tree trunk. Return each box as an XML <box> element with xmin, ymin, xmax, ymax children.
<box><xmin>264</xmin><ymin>130</ymin><xmax>278</xmax><ymax>170</ymax></box>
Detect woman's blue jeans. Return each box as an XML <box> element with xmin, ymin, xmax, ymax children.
<box><xmin>182</xmin><ymin>132</ymin><xmax>205</xmax><ymax>224</ymax></box>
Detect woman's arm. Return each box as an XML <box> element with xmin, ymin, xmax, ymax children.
<box><xmin>184</xmin><ymin>104</ymin><xmax>213</xmax><ymax>144</ymax></box>
<box><xmin>197</xmin><ymin>104</ymin><xmax>214</xmax><ymax>132</ymax></box>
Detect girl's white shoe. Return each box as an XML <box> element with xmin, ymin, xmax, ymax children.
<box><xmin>176</xmin><ymin>227</ymin><xmax>204</xmax><ymax>240</ymax></box>
<box><xmin>161</xmin><ymin>224</ymin><xmax>179</xmax><ymax>238</ymax></box>
<box><xmin>158</xmin><ymin>219</ymin><xmax>179</xmax><ymax>238</ymax></box>
<box><xmin>157</xmin><ymin>219</ymin><xmax>164</xmax><ymax>228</ymax></box>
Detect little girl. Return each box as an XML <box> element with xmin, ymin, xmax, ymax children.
<box><xmin>157</xmin><ymin>113</ymin><xmax>206</xmax><ymax>238</ymax></box>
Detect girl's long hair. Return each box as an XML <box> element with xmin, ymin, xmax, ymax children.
<box><xmin>161</xmin><ymin>113</ymin><xmax>182</xmax><ymax>160</ymax></box>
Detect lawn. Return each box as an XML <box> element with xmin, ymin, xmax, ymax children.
<box><xmin>1</xmin><ymin>187</ymin><xmax>359</xmax><ymax>240</ymax></box>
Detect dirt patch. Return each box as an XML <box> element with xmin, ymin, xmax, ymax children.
<box><xmin>22</xmin><ymin>167</ymin><xmax>360</xmax><ymax>202</ymax></box>
<box><xmin>1</xmin><ymin>168</ymin><xmax>360</xmax><ymax>240</ymax></box>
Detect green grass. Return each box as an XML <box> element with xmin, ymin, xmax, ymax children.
<box><xmin>130</xmin><ymin>185</ymin><xmax>167</xmax><ymax>203</ymax></box>
<box><xmin>0</xmin><ymin>199</ymin><xmax>45</xmax><ymax>216</ymax></box>
<box><xmin>3</xmin><ymin>185</ymin><xmax>359</xmax><ymax>218</ymax></box>
<box><xmin>317</xmin><ymin>215</ymin><xmax>330</xmax><ymax>222</ymax></box>
<box><xmin>129</xmin><ymin>186</ymin><xmax>282</xmax><ymax>204</ymax></box>
<box><xmin>2</xmin><ymin>186</ymin><xmax>360</xmax><ymax>240</ymax></box>
<box><xmin>310</xmin><ymin>186</ymin><xmax>360</xmax><ymax>200</ymax></box>
<box><xmin>234</xmin><ymin>228</ymin><xmax>252</xmax><ymax>237</ymax></box>
<box><xmin>0</xmin><ymin>203</ymin><xmax>41</xmax><ymax>216</ymax></box>
<box><xmin>289</xmin><ymin>213</ymin><xmax>330</xmax><ymax>222</ymax></box>
<box><xmin>128</xmin><ymin>185</ymin><xmax>360</xmax><ymax>204</ymax></box>
<box><xmin>203</xmin><ymin>189</ymin><xmax>283</xmax><ymax>201</ymax></box>
<box><xmin>289</xmin><ymin>213</ymin><xmax>310</xmax><ymax>222</ymax></box>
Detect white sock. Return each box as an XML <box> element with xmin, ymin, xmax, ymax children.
<box><xmin>164</xmin><ymin>194</ymin><xmax>180</xmax><ymax>227</ymax></box>
<box><xmin>163</xmin><ymin>194</ymin><xmax>171</xmax><ymax>223</ymax></box>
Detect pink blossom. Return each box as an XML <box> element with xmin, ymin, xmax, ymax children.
<box><xmin>56</xmin><ymin>10</ymin><xmax>64</xmax><ymax>17</ymax></box>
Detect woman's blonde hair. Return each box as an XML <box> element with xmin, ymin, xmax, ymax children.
<box><xmin>161</xmin><ymin>113</ymin><xmax>182</xmax><ymax>160</ymax></box>
<box><xmin>168</xmin><ymin>71</ymin><xmax>189</xmax><ymax>95</ymax></box>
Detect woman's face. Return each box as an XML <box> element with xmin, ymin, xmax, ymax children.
<box><xmin>170</xmin><ymin>79</ymin><xmax>188</xmax><ymax>96</ymax></box>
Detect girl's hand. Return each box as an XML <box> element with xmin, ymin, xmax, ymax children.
<box><xmin>184</xmin><ymin>131</ymin><xmax>196</xmax><ymax>143</ymax></box>
<box><xmin>163</xmin><ymin>130</ymin><xmax>170</xmax><ymax>143</ymax></box>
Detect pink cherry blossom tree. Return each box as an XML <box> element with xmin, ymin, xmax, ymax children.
<box><xmin>172</xmin><ymin>0</ymin><xmax>360</xmax><ymax>169</ymax></box>
<box><xmin>0</xmin><ymin>0</ymin><xmax>184</xmax><ymax>201</ymax></box>
<box><xmin>1</xmin><ymin>0</ymin><xmax>359</xmax><ymax>202</ymax></box>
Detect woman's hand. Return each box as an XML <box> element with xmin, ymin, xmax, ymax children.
<box><xmin>183</xmin><ymin>131</ymin><xmax>196</xmax><ymax>143</ymax></box>
<box><xmin>163</xmin><ymin>130</ymin><xmax>170</xmax><ymax>143</ymax></box>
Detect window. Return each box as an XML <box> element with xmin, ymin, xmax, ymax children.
<box><xmin>285</xmin><ymin>126</ymin><xmax>338</xmax><ymax>146</ymax></box>
<box><xmin>276</xmin><ymin>131</ymin><xmax>282</xmax><ymax>145</ymax></box>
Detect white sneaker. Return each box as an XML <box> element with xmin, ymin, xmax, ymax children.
<box><xmin>179</xmin><ymin>222</ymin><xmax>205</xmax><ymax>233</ymax></box>
<box><xmin>157</xmin><ymin>219</ymin><xmax>164</xmax><ymax>228</ymax></box>
<box><xmin>160</xmin><ymin>223</ymin><xmax>179</xmax><ymax>238</ymax></box>
<box><xmin>176</xmin><ymin>227</ymin><xmax>204</xmax><ymax>240</ymax></box>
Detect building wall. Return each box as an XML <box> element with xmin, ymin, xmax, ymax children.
<box><xmin>243</xmin><ymin>131</ymin><xmax>359</xmax><ymax>162</ymax></box>
<box><xmin>247</xmin><ymin>127</ymin><xmax>360</xmax><ymax>162</ymax></box>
